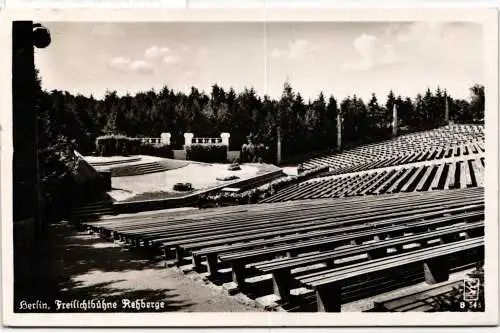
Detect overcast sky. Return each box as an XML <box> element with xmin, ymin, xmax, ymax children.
<box><xmin>35</xmin><ymin>21</ymin><xmax>483</xmax><ymax>103</ymax></box>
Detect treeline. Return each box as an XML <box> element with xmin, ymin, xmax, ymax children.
<box><xmin>40</xmin><ymin>82</ymin><xmax>484</xmax><ymax>163</ymax></box>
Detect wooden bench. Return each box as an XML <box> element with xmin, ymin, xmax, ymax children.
<box><xmin>372</xmin><ymin>280</ymin><xmax>462</xmax><ymax>312</ymax></box>
<box><xmin>180</xmin><ymin>200</ymin><xmax>483</xmax><ymax>269</ymax></box>
<box><xmin>86</xmin><ymin>187</ymin><xmax>482</xmax><ymax>235</ymax></box>
<box><xmin>155</xmin><ymin>192</ymin><xmax>481</xmax><ymax>248</ymax></box>
<box><xmin>295</xmin><ymin>237</ymin><xmax>483</xmax><ymax>312</ymax></box>
<box><xmin>250</xmin><ymin>222</ymin><xmax>483</xmax><ymax>300</ymax></box>
<box><xmin>193</xmin><ymin>208</ymin><xmax>482</xmax><ymax>274</ymax></box>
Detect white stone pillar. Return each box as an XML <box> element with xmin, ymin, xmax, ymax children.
<box><xmin>161</xmin><ymin>132</ymin><xmax>171</xmax><ymax>145</ymax></box>
<box><xmin>276</xmin><ymin>127</ymin><xmax>282</xmax><ymax>164</ymax></box>
<box><xmin>392</xmin><ymin>104</ymin><xmax>398</xmax><ymax>137</ymax></box>
<box><xmin>336</xmin><ymin>113</ymin><xmax>342</xmax><ymax>152</ymax></box>
<box><xmin>220</xmin><ymin>132</ymin><xmax>230</xmax><ymax>146</ymax></box>
<box><xmin>184</xmin><ymin>133</ymin><xmax>194</xmax><ymax>147</ymax></box>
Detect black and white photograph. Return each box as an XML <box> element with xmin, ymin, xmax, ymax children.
<box><xmin>1</xmin><ymin>8</ymin><xmax>498</xmax><ymax>327</ymax></box>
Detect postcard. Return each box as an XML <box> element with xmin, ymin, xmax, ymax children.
<box><xmin>1</xmin><ymin>7</ymin><xmax>498</xmax><ymax>327</ymax></box>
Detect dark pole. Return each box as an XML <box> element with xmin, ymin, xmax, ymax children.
<box><xmin>13</xmin><ymin>21</ymin><xmax>51</xmax><ymax>307</ymax></box>
<box><xmin>336</xmin><ymin>113</ymin><xmax>342</xmax><ymax>152</ymax></box>
<box><xmin>12</xmin><ymin>21</ymin><xmax>51</xmax><ymax>245</ymax></box>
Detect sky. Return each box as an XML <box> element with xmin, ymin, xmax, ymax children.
<box><xmin>35</xmin><ymin>21</ymin><xmax>484</xmax><ymax>103</ymax></box>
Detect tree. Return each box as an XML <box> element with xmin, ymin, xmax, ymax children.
<box><xmin>469</xmin><ymin>84</ymin><xmax>485</xmax><ymax>123</ymax></box>
<box><xmin>385</xmin><ymin>90</ymin><xmax>396</xmax><ymax>126</ymax></box>
<box><xmin>367</xmin><ymin>93</ymin><xmax>388</xmax><ymax>138</ymax></box>
<box><xmin>277</xmin><ymin>82</ymin><xmax>296</xmax><ymax>157</ymax></box>
<box><xmin>35</xmin><ymin>71</ymin><xmax>78</xmax><ymax>221</ymax></box>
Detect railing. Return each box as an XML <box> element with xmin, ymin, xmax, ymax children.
<box><xmin>140</xmin><ymin>137</ymin><xmax>162</xmax><ymax>144</ymax></box>
<box><xmin>192</xmin><ymin>137</ymin><xmax>223</xmax><ymax>145</ymax></box>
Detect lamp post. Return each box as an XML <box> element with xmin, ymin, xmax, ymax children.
<box><xmin>276</xmin><ymin>126</ymin><xmax>282</xmax><ymax>165</ymax></box>
<box><xmin>336</xmin><ymin>112</ymin><xmax>343</xmax><ymax>152</ymax></box>
<box><xmin>444</xmin><ymin>91</ymin><xmax>450</xmax><ymax>125</ymax></box>
<box><xmin>12</xmin><ymin>21</ymin><xmax>51</xmax><ymax>245</ymax></box>
<box><xmin>392</xmin><ymin>103</ymin><xmax>398</xmax><ymax>137</ymax></box>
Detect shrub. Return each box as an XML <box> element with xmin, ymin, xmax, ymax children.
<box><xmin>241</xmin><ymin>143</ymin><xmax>269</xmax><ymax>163</ymax></box>
<box><xmin>216</xmin><ymin>175</ymin><xmax>240</xmax><ymax>181</ymax></box>
<box><xmin>95</xmin><ymin>135</ymin><xmax>172</xmax><ymax>158</ymax></box>
<box><xmin>140</xmin><ymin>143</ymin><xmax>173</xmax><ymax>158</ymax></box>
<box><xmin>173</xmin><ymin>182</ymin><xmax>193</xmax><ymax>191</ymax></box>
<box><xmin>185</xmin><ymin>144</ymin><xmax>228</xmax><ymax>163</ymax></box>
<box><xmin>201</xmin><ymin>166</ymin><xmax>329</xmax><ymax>206</ymax></box>
<box><xmin>95</xmin><ymin>135</ymin><xmax>142</xmax><ymax>156</ymax></box>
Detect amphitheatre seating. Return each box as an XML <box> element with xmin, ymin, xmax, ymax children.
<box><xmin>232</xmin><ymin>220</ymin><xmax>484</xmax><ymax>286</ymax></box>
<box><xmin>82</xmin><ymin>187</ymin><xmax>483</xmax><ymax>252</ymax></box>
<box><xmin>372</xmin><ymin>280</ymin><xmax>462</xmax><ymax>312</ymax></box>
<box><xmin>328</xmin><ymin>142</ymin><xmax>485</xmax><ymax>176</ymax></box>
<box><xmin>75</xmin><ymin>124</ymin><xmax>486</xmax><ymax>312</ymax></box>
<box><xmin>302</xmin><ymin>124</ymin><xmax>484</xmax><ymax>174</ymax></box>
<box><xmin>192</xmin><ymin>207</ymin><xmax>480</xmax><ymax>266</ymax></box>
<box><xmin>87</xmin><ymin>156</ymin><xmax>141</xmax><ymax>167</ymax></box>
<box><xmin>261</xmin><ymin>157</ymin><xmax>484</xmax><ymax>203</ymax></box>
<box><xmin>107</xmin><ymin>161</ymin><xmax>170</xmax><ymax>177</ymax></box>
<box><xmin>81</xmin><ymin>189</ymin><xmax>483</xmax><ymax>304</ymax></box>
<box><xmin>228</xmin><ymin>221</ymin><xmax>483</xmax><ymax>293</ymax></box>
<box><xmin>69</xmin><ymin>199</ymin><xmax>114</xmax><ymax>219</ymax></box>
<box><xmin>294</xmin><ymin>237</ymin><xmax>483</xmax><ymax>311</ymax></box>
<box><xmin>190</xmin><ymin>205</ymin><xmax>482</xmax><ymax>272</ymax></box>
<box><xmin>156</xmin><ymin>190</ymin><xmax>481</xmax><ymax>250</ymax></box>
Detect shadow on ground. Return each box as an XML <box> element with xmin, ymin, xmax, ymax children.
<box><xmin>14</xmin><ymin>221</ymin><xmax>195</xmax><ymax>312</ymax></box>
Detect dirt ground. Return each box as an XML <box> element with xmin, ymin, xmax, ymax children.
<box><xmin>14</xmin><ymin>221</ymin><xmax>263</xmax><ymax>313</ymax></box>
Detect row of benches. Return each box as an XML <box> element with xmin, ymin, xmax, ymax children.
<box><xmin>302</xmin><ymin>125</ymin><xmax>484</xmax><ymax>172</ymax></box>
<box><xmin>262</xmin><ymin>157</ymin><xmax>484</xmax><ymax>203</ymax></box>
<box><xmin>87</xmin><ymin>156</ymin><xmax>142</xmax><ymax>167</ymax></box>
<box><xmin>82</xmin><ymin>187</ymin><xmax>484</xmax><ymax>311</ymax></box>
<box><xmin>105</xmin><ymin>161</ymin><xmax>170</xmax><ymax>177</ymax></box>
<box><xmin>297</xmin><ymin>237</ymin><xmax>483</xmax><ymax>311</ymax></box>
<box><xmin>326</xmin><ymin>142</ymin><xmax>484</xmax><ymax>176</ymax></box>
<box><xmin>372</xmin><ymin>279</ymin><xmax>463</xmax><ymax>312</ymax></box>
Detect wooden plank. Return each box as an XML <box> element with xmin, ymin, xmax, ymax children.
<box><xmin>255</xmin><ymin>221</ymin><xmax>483</xmax><ymax>274</ymax></box>
<box><xmin>429</xmin><ymin>163</ymin><xmax>446</xmax><ymax>190</ymax></box>
<box><xmin>295</xmin><ymin>237</ymin><xmax>482</xmax><ymax>285</ymax></box>
<box><xmin>414</xmin><ymin>166</ymin><xmax>434</xmax><ymax>192</ymax></box>
<box><xmin>374</xmin><ymin>280</ymin><xmax>461</xmax><ymax>312</ymax></box>
<box><xmin>400</xmin><ymin>166</ymin><xmax>424</xmax><ymax>192</ymax></box>
<box><xmin>471</xmin><ymin>159</ymin><xmax>484</xmax><ymax>187</ymax></box>
<box><xmin>462</xmin><ymin>160</ymin><xmax>474</xmax><ymax>188</ymax></box>
<box><xmin>110</xmin><ymin>189</ymin><xmax>484</xmax><ymax>246</ymax></box>
<box><xmin>183</xmin><ymin>198</ymin><xmax>480</xmax><ymax>253</ymax></box>
<box><xmin>373</xmin><ymin>169</ymin><xmax>406</xmax><ymax>195</ymax></box>
<box><xmin>359</xmin><ymin>171</ymin><xmax>394</xmax><ymax>195</ymax></box>
<box><xmin>311</xmin><ymin>238</ymin><xmax>482</xmax><ymax>287</ymax></box>
<box><xmin>385</xmin><ymin>168</ymin><xmax>412</xmax><ymax>193</ymax></box>
<box><xmin>444</xmin><ymin>163</ymin><xmax>457</xmax><ymax>189</ymax></box>
<box><xmin>197</xmin><ymin>208</ymin><xmax>483</xmax><ymax>262</ymax></box>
